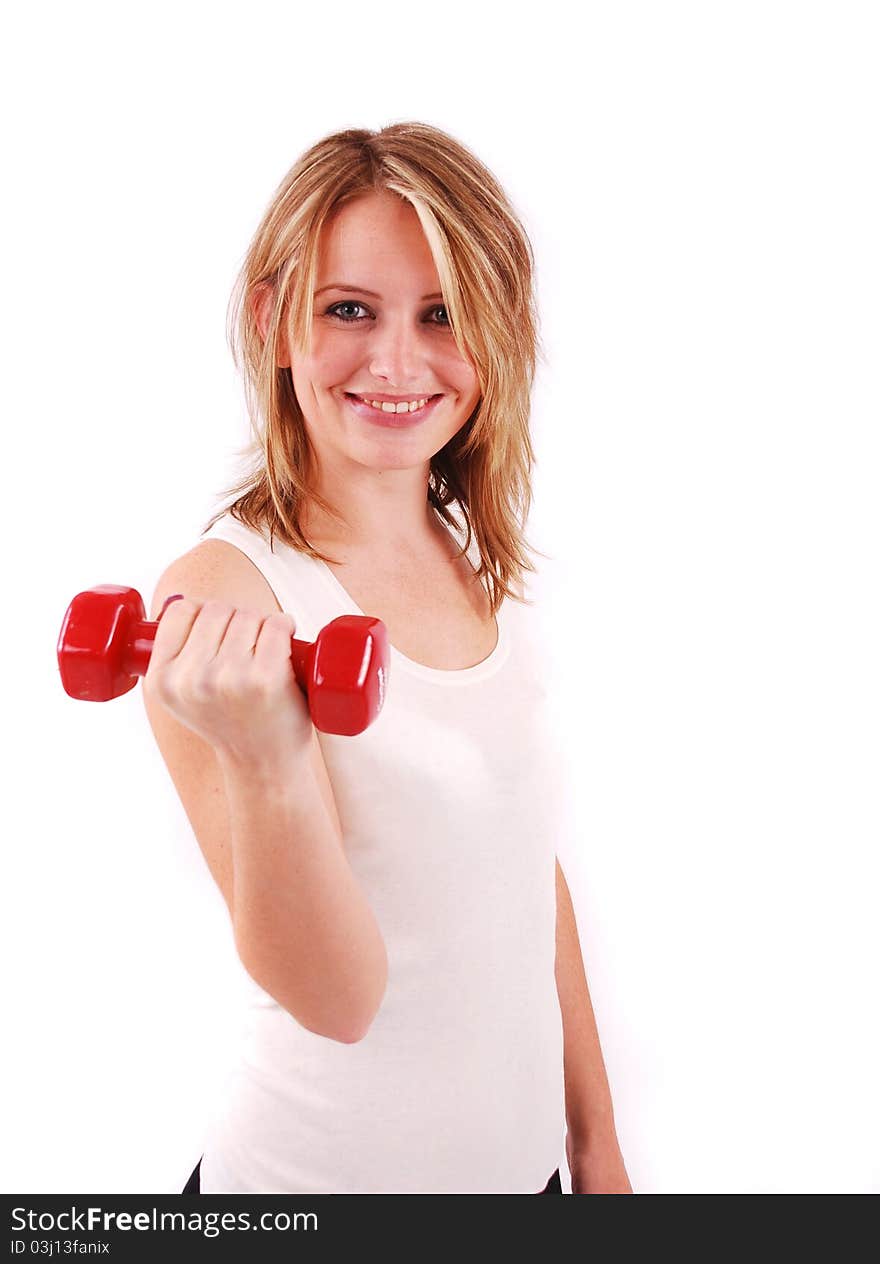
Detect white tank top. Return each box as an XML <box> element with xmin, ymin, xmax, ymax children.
<box><xmin>194</xmin><ymin>510</ymin><xmax>566</xmax><ymax>1193</ymax></box>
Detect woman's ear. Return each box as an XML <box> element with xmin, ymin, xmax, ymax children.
<box><xmin>249</xmin><ymin>280</ymin><xmax>291</xmax><ymax>367</ymax></box>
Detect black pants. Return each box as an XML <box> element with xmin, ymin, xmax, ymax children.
<box><xmin>182</xmin><ymin>1157</ymin><xmax>562</xmax><ymax>1194</ymax></box>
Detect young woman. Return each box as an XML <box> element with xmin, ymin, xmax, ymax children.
<box><xmin>144</xmin><ymin>121</ymin><xmax>630</xmax><ymax>1194</ymax></box>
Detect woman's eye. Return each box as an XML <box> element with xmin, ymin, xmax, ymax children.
<box><xmin>326</xmin><ymin>301</ymin><xmax>369</xmax><ymax>321</ymax></box>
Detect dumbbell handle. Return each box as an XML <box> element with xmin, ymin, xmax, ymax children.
<box><xmin>120</xmin><ymin>611</ymin><xmax>314</xmax><ymax>691</ymax></box>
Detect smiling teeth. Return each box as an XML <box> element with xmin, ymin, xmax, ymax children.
<box><xmin>359</xmin><ymin>396</ymin><xmax>432</xmax><ymax>414</ymax></box>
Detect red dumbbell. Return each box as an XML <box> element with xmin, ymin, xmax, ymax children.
<box><xmin>57</xmin><ymin>585</ymin><xmax>389</xmax><ymax>736</ymax></box>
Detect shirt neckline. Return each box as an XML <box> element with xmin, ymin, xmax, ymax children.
<box><xmin>309</xmin><ymin>520</ymin><xmax>511</xmax><ymax>685</ymax></box>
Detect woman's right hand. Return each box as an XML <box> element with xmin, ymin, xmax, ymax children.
<box><xmin>143</xmin><ymin>597</ymin><xmax>314</xmax><ymax>766</ymax></box>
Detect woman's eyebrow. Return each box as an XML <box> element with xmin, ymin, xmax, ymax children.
<box><xmin>314</xmin><ymin>284</ymin><xmax>443</xmax><ymax>301</ymax></box>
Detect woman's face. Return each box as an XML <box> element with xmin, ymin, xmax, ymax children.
<box><xmin>287</xmin><ymin>191</ymin><xmax>481</xmax><ymax>477</ymax></box>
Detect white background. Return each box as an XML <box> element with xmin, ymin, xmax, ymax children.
<box><xmin>2</xmin><ymin>1</ymin><xmax>877</xmax><ymax>1194</ymax></box>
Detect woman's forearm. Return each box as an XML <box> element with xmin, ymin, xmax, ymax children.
<box><xmin>218</xmin><ymin>747</ymin><xmax>388</xmax><ymax>1043</ymax></box>
<box><xmin>555</xmin><ymin>858</ymin><xmax>618</xmax><ymax>1146</ymax></box>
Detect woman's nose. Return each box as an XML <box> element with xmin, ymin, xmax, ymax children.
<box><xmin>367</xmin><ymin>314</ymin><xmax>427</xmax><ymax>387</ymax></box>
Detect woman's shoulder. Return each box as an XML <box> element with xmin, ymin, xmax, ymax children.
<box><xmin>147</xmin><ymin>532</ymin><xmax>284</xmax><ymax>622</ymax></box>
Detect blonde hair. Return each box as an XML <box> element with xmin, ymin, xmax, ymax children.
<box><xmin>204</xmin><ymin>121</ymin><xmax>548</xmax><ymax>615</ymax></box>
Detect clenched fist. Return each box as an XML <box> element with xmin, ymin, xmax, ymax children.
<box><xmin>143</xmin><ymin>598</ymin><xmax>312</xmax><ymax>765</ymax></box>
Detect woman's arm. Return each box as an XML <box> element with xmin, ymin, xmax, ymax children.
<box><xmin>143</xmin><ymin>546</ymin><xmax>388</xmax><ymax>1044</ymax></box>
<box><xmin>219</xmin><ymin>744</ymin><xmax>389</xmax><ymax>1043</ymax></box>
<box><xmin>555</xmin><ymin>857</ymin><xmax>632</xmax><ymax>1191</ymax></box>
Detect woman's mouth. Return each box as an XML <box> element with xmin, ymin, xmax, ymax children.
<box><xmin>343</xmin><ymin>392</ymin><xmax>444</xmax><ymax>428</ymax></box>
